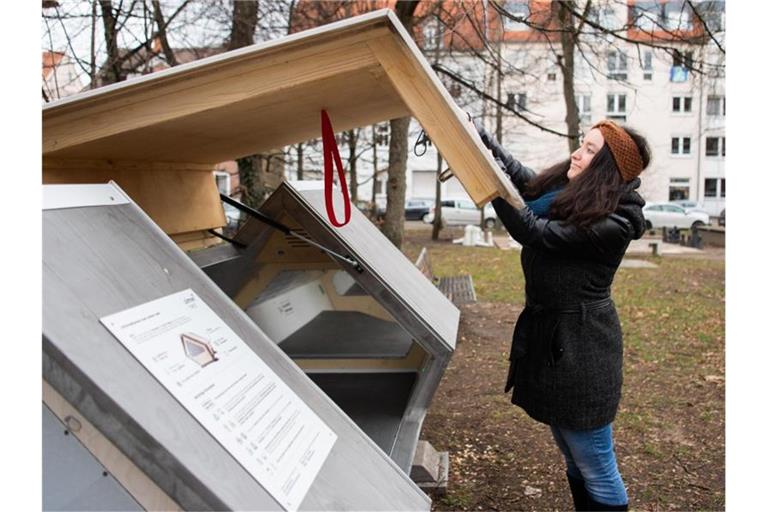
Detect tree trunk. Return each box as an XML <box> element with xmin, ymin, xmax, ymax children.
<box><xmin>229</xmin><ymin>1</ymin><xmax>264</xmax><ymax>205</ymax></box>
<box><xmin>99</xmin><ymin>0</ymin><xmax>123</xmax><ymax>84</ymax></box>
<box><xmin>296</xmin><ymin>143</ymin><xmax>304</xmax><ymax>180</ymax></box>
<box><xmin>228</xmin><ymin>0</ymin><xmax>259</xmax><ymax>50</ymax></box>
<box><xmin>347</xmin><ymin>129</ymin><xmax>358</xmax><ymax>203</ymax></box>
<box><xmin>557</xmin><ymin>0</ymin><xmax>580</xmax><ymax>153</ymax></box>
<box><xmin>371</xmin><ymin>125</ymin><xmax>379</xmax><ymax>220</ymax></box>
<box><xmin>238</xmin><ymin>155</ymin><xmax>267</xmax><ymax>208</ymax></box>
<box><xmin>152</xmin><ymin>0</ymin><xmax>177</xmax><ymax>66</ymax></box>
<box><xmin>90</xmin><ymin>0</ymin><xmax>97</xmax><ymax>85</ymax></box>
<box><xmin>382</xmin><ymin>0</ymin><xmax>420</xmax><ymax>248</ymax></box>
<box><xmin>381</xmin><ymin>116</ymin><xmax>410</xmax><ymax>248</ymax></box>
<box><xmin>431</xmin><ymin>152</ymin><xmax>443</xmax><ymax>240</ymax></box>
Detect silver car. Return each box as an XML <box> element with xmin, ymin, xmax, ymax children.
<box><xmin>643</xmin><ymin>202</ymin><xmax>709</xmax><ymax>230</ymax></box>
<box><xmin>423</xmin><ymin>198</ymin><xmax>498</xmax><ymax>228</ymax></box>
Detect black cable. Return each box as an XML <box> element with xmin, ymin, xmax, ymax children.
<box><xmin>414</xmin><ymin>129</ymin><xmax>431</xmax><ymax>157</ymax></box>
<box><xmin>207</xmin><ymin>229</ymin><xmax>246</xmax><ymax>248</ymax></box>
<box><xmin>219</xmin><ymin>194</ymin><xmax>363</xmax><ymax>273</ymax></box>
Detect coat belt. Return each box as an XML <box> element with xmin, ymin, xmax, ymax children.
<box><xmin>524</xmin><ymin>296</ymin><xmax>613</xmax><ymax>315</ymax></box>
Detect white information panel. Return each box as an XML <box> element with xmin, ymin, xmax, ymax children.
<box><xmin>100</xmin><ymin>289</ymin><xmax>337</xmax><ymax>511</ymax></box>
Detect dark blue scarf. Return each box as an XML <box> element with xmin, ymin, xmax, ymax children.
<box><xmin>525</xmin><ymin>187</ymin><xmax>563</xmax><ymax>218</ymax></box>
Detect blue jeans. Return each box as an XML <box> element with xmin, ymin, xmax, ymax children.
<box><xmin>550</xmin><ymin>423</ymin><xmax>628</xmax><ymax>506</ymax></box>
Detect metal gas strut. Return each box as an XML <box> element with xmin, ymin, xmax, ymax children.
<box><xmin>216</xmin><ymin>193</ymin><xmax>363</xmax><ymax>273</ymax></box>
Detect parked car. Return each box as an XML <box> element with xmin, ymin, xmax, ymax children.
<box><xmin>405</xmin><ymin>198</ymin><xmax>434</xmax><ymax>221</ymax></box>
<box><xmin>718</xmin><ymin>208</ymin><xmax>725</xmax><ymax>227</ymax></box>
<box><xmin>670</xmin><ymin>199</ymin><xmax>709</xmax><ymax>215</ymax></box>
<box><xmin>422</xmin><ymin>197</ymin><xmax>498</xmax><ymax>228</ymax></box>
<box><xmin>642</xmin><ymin>202</ymin><xmax>709</xmax><ymax>230</ymax></box>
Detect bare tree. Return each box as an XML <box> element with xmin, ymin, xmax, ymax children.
<box><xmin>152</xmin><ymin>0</ymin><xmax>178</xmax><ymax>66</ymax></box>
<box><xmin>98</xmin><ymin>0</ymin><xmax>123</xmax><ymax>84</ymax></box>
<box><xmin>381</xmin><ymin>0</ymin><xmax>420</xmax><ymax>249</ymax></box>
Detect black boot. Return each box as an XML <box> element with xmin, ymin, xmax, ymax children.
<box><xmin>585</xmin><ymin>495</ymin><xmax>628</xmax><ymax>511</ymax></box>
<box><xmin>566</xmin><ymin>473</ymin><xmax>589</xmax><ymax>511</ymax></box>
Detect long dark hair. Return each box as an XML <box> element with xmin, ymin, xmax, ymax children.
<box><xmin>524</xmin><ymin>126</ymin><xmax>651</xmax><ymax>227</ymax></box>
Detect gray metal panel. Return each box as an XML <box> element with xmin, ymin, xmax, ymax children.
<box><xmin>43</xmin><ymin>404</ymin><xmax>142</xmax><ymax>511</ymax></box>
<box><xmin>43</xmin><ymin>197</ymin><xmax>429</xmax><ymax>510</ymax></box>
<box><xmin>239</xmin><ymin>182</ymin><xmax>460</xmax><ymax>353</ymax></box>
<box><xmin>280</xmin><ymin>311</ymin><xmax>413</xmax><ymax>359</ymax></box>
<box><xmin>231</xmin><ymin>182</ymin><xmax>457</xmax><ymax>471</ymax></box>
<box><xmin>307</xmin><ymin>373</ymin><xmax>416</xmax><ymax>455</ymax></box>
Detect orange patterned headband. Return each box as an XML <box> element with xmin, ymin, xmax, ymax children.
<box><xmin>592</xmin><ymin>120</ymin><xmax>644</xmax><ymax>182</ymax></box>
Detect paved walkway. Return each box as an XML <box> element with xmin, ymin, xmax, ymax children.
<box><xmin>620</xmin><ymin>259</ymin><xmax>658</xmax><ymax>268</ymax></box>
<box><xmin>626</xmin><ymin>239</ymin><xmax>703</xmax><ymax>255</ymax></box>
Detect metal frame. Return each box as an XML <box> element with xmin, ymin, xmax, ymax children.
<box><xmin>209</xmin><ymin>181</ymin><xmax>459</xmax><ymax>471</ymax></box>
<box><xmin>42</xmin><ymin>182</ymin><xmax>430</xmax><ymax>511</ymax></box>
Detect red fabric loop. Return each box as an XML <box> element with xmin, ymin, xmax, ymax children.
<box><xmin>321</xmin><ymin>109</ymin><xmax>351</xmax><ymax>227</ymax></box>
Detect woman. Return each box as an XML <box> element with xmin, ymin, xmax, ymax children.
<box><xmin>473</xmin><ymin>118</ymin><xmax>651</xmax><ymax>511</ymax></box>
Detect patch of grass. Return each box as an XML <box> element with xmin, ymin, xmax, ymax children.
<box><xmin>440</xmin><ymin>488</ymin><xmax>473</xmax><ymax>509</ymax></box>
<box><xmin>643</xmin><ymin>442</ymin><xmax>664</xmax><ymax>459</ymax></box>
<box><xmin>404</xmin><ymin>238</ymin><xmax>724</xmax><ymax>511</ymax></box>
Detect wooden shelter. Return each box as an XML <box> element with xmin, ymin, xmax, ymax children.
<box><xmin>42</xmin><ymin>9</ymin><xmax>521</xmax><ymax>250</ymax></box>
<box><xmin>192</xmin><ymin>180</ymin><xmax>459</xmax><ymax>472</ymax></box>
<box><xmin>43</xmin><ymin>182</ymin><xmax>433</xmax><ymax>511</ymax></box>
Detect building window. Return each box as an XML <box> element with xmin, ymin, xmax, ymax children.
<box><xmin>720</xmin><ymin>178</ymin><xmax>725</xmax><ymax>198</ymax></box>
<box><xmin>607</xmin><ymin>50</ymin><xmax>628</xmax><ymax>80</ymax></box>
<box><xmin>669</xmin><ymin>177</ymin><xmax>690</xmax><ymax>201</ymax></box>
<box><xmin>664</xmin><ymin>3</ymin><xmax>692</xmax><ymax>30</ymax></box>
<box><xmin>705</xmin><ymin>137</ymin><xmax>725</xmax><ymax>157</ymax></box>
<box><xmin>606</xmin><ymin>93</ymin><xmax>627</xmax><ymax>121</ymax></box>
<box><xmin>375</xmin><ymin>123</ymin><xmax>389</xmax><ymax>146</ymax></box>
<box><xmin>672</xmin><ymin>50</ymin><xmax>694</xmax><ymax>69</ymax></box>
<box><xmin>576</xmin><ymin>94</ymin><xmax>591</xmax><ymax>123</ymax></box>
<box><xmin>214</xmin><ymin>171</ymin><xmax>231</xmax><ymax>196</ymax></box>
<box><xmin>547</xmin><ymin>70</ymin><xmax>557</xmax><ymax>81</ymax></box>
<box><xmin>706</xmin><ymin>95</ymin><xmax>726</xmax><ymax>116</ymax></box>
<box><xmin>502</xmin><ymin>1</ymin><xmax>531</xmax><ymax>31</ymax></box>
<box><xmin>670</xmin><ymin>49</ymin><xmax>693</xmax><ymax>82</ymax></box>
<box><xmin>632</xmin><ymin>2</ymin><xmax>662</xmax><ymax>30</ymax></box>
<box><xmin>699</xmin><ymin>1</ymin><xmax>725</xmax><ymax>32</ymax></box>
<box><xmin>704</xmin><ymin>178</ymin><xmax>718</xmax><ymax>198</ymax></box>
<box><xmin>507</xmin><ymin>92</ymin><xmax>527</xmax><ymax>112</ymax></box>
<box><xmin>420</xmin><ymin>18</ymin><xmax>442</xmax><ymax>50</ymax></box>
<box><xmin>671</xmin><ymin>136</ymin><xmax>691</xmax><ymax>155</ymax></box>
<box><xmin>643</xmin><ymin>50</ymin><xmax>653</xmax><ymax>80</ymax></box>
<box><xmin>589</xmin><ymin>4</ymin><xmax>623</xmax><ymax>30</ymax></box>
<box><xmin>672</xmin><ymin>95</ymin><xmax>693</xmax><ymax>113</ymax></box>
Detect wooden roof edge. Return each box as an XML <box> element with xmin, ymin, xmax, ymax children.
<box><xmin>374</xmin><ymin>13</ymin><xmax>524</xmax><ymax>209</ymax></box>
<box><xmin>43</xmin><ymin>9</ymin><xmax>401</xmax><ymax>117</ymax></box>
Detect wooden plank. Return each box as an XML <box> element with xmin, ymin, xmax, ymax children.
<box><xmin>295</xmin><ymin>344</ymin><xmax>427</xmax><ymax>372</ymax></box>
<box><xmin>43</xmin><ymin>158</ymin><xmax>214</xmax><ymax>173</ymax></box>
<box><xmin>45</xmin><ymin>10</ymin><xmax>394</xmax><ymax>113</ymax></box>
<box><xmin>43</xmin><ymin>163</ymin><xmax>226</xmax><ymax>235</ymax></box>
<box><xmin>366</xmin><ymin>32</ymin><xmax>523</xmax><ymax>208</ymax></box>
<box><xmin>319</xmin><ymin>271</ymin><xmax>395</xmax><ymax>322</ymax></box>
<box><xmin>43</xmin><ymin>28</ymin><xmax>398</xmax><ymax>161</ymax></box>
<box><xmin>43</xmin><ymin>380</ymin><xmax>182</xmax><ymax>512</ymax></box>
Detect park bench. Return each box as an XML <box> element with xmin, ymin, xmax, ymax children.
<box><xmin>415</xmin><ymin>247</ymin><xmax>477</xmax><ymax>306</ymax></box>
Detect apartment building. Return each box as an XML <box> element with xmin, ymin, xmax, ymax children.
<box><xmin>408</xmin><ymin>0</ymin><xmax>726</xmax><ymax>217</ymax></box>
<box><xmin>300</xmin><ymin>1</ymin><xmax>725</xmax><ymax>218</ymax></box>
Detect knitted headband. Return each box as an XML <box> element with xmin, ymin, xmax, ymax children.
<box><xmin>592</xmin><ymin>120</ymin><xmax>644</xmax><ymax>182</ymax></box>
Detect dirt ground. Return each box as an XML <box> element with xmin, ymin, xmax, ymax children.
<box><xmin>403</xmin><ymin>229</ymin><xmax>725</xmax><ymax>511</ymax></box>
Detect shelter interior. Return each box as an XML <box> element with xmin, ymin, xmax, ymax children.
<box><xmin>203</xmin><ymin>209</ymin><xmax>429</xmax><ymax>457</ymax></box>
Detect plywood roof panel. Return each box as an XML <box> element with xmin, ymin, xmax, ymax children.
<box><xmin>43</xmin><ymin>9</ymin><xmax>522</xmax><ymax>208</ymax></box>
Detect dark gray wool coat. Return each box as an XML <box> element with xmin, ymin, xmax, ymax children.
<box><xmin>477</xmin><ymin>125</ymin><xmax>646</xmax><ymax>430</ymax></box>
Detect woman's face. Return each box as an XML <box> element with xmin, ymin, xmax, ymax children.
<box><xmin>568</xmin><ymin>128</ymin><xmax>605</xmax><ymax>180</ymax></box>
